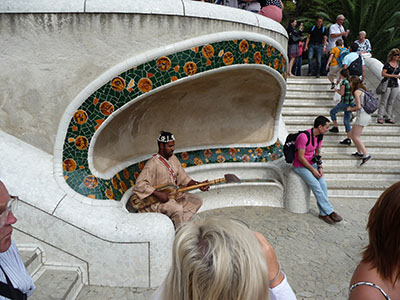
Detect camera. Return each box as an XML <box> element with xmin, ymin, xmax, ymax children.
<box><xmin>312</xmin><ymin>155</ymin><xmax>322</xmax><ymax>166</ymax></box>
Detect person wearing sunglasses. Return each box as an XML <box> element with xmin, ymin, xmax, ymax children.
<box><xmin>0</xmin><ymin>181</ymin><xmax>35</xmax><ymax>299</ymax></box>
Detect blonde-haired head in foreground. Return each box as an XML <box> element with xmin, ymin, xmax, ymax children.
<box><xmin>161</xmin><ymin>216</ymin><xmax>269</xmax><ymax>300</ymax></box>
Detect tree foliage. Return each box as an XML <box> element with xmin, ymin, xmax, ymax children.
<box><xmin>290</xmin><ymin>0</ymin><xmax>400</xmax><ymax>62</ymax></box>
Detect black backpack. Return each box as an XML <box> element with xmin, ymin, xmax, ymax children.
<box><xmin>283</xmin><ymin>129</ymin><xmax>323</xmax><ymax>163</ymax></box>
<box><xmin>348</xmin><ymin>55</ymin><xmax>363</xmax><ymax>76</ymax></box>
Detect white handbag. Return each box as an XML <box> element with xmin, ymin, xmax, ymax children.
<box><xmin>333</xmin><ymin>84</ymin><xmax>341</xmax><ymax>103</ymax></box>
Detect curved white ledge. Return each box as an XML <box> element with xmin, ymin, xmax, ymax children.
<box><xmin>0</xmin><ymin>0</ymin><xmax>287</xmax><ymax>38</ymax></box>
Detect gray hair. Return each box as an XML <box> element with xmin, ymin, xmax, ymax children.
<box><xmin>161</xmin><ymin>216</ymin><xmax>269</xmax><ymax>300</ymax></box>
<box><xmin>336</xmin><ymin>14</ymin><xmax>345</xmax><ymax>20</ymax></box>
<box><xmin>359</xmin><ymin>31</ymin><xmax>366</xmax><ymax>36</ymax></box>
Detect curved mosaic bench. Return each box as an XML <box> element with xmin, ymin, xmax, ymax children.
<box><xmin>54</xmin><ymin>31</ymin><xmax>287</xmax><ymax>202</ymax></box>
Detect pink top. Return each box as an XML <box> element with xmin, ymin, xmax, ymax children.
<box><xmin>292</xmin><ymin>129</ymin><xmax>322</xmax><ymax>167</ymax></box>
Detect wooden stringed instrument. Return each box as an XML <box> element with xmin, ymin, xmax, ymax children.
<box><xmin>126</xmin><ymin>174</ymin><xmax>240</xmax><ymax>213</ymax></box>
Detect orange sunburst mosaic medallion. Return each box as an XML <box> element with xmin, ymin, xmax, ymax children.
<box><xmin>184</xmin><ymin>62</ymin><xmax>197</xmax><ymax>76</ymax></box>
<box><xmin>138</xmin><ymin>78</ymin><xmax>153</xmax><ymax>93</ymax></box>
<box><xmin>202</xmin><ymin>44</ymin><xmax>214</xmax><ymax>59</ymax></box>
<box><xmin>63</xmin><ymin>159</ymin><xmax>77</xmax><ymax>172</ymax></box>
<box><xmin>83</xmin><ymin>175</ymin><xmax>98</xmax><ymax>189</ymax></box>
<box><xmin>239</xmin><ymin>40</ymin><xmax>249</xmax><ymax>53</ymax></box>
<box><xmin>157</xmin><ymin>56</ymin><xmax>171</xmax><ymax>71</ymax></box>
<box><xmin>110</xmin><ymin>77</ymin><xmax>126</xmax><ymax>92</ymax></box>
<box><xmin>254</xmin><ymin>51</ymin><xmax>262</xmax><ymax>64</ymax></box>
<box><xmin>73</xmin><ymin>110</ymin><xmax>88</xmax><ymax>125</ymax></box>
<box><xmin>99</xmin><ymin>101</ymin><xmax>114</xmax><ymax>116</ymax></box>
<box><xmin>223</xmin><ymin>52</ymin><xmax>234</xmax><ymax>65</ymax></box>
<box><xmin>75</xmin><ymin>136</ymin><xmax>89</xmax><ymax>150</ymax></box>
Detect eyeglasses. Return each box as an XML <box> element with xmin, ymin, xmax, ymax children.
<box><xmin>0</xmin><ymin>196</ymin><xmax>18</xmax><ymax>228</ymax></box>
<box><xmin>394</xmin><ymin>54</ymin><xmax>400</xmax><ymax>56</ymax></box>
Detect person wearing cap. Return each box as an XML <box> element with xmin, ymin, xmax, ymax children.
<box><xmin>0</xmin><ymin>181</ymin><xmax>35</xmax><ymax>299</ymax></box>
<box><xmin>132</xmin><ymin>131</ymin><xmax>209</xmax><ymax>229</ymax></box>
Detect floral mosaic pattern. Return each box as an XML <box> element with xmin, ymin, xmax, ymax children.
<box><xmin>62</xmin><ymin>39</ymin><xmax>286</xmax><ymax>200</ymax></box>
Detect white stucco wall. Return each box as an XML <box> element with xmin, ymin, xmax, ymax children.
<box><xmin>0</xmin><ymin>0</ymin><xmax>287</xmax><ymax>154</ymax></box>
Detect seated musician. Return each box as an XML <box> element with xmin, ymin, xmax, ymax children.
<box><xmin>132</xmin><ymin>131</ymin><xmax>209</xmax><ymax>229</ymax></box>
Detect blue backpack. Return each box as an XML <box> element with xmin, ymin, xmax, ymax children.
<box><xmin>335</xmin><ymin>46</ymin><xmax>349</xmax><ymax>67</ymax></box>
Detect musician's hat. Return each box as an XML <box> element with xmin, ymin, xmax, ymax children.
<box><xmin>157</xmin><ymin>131</ymin><xmax>175</xmax><ymax>143</ymax></box>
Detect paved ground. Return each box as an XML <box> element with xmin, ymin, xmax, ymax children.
<box><xmin>77</xmin><ymin>197</ymin><xmax>375</xmax><ymax>300</ymax></box>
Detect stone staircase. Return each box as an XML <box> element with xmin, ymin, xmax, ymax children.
<box><xmin>284</xmin><ymin>77</ymin><xmax>400</xmax><ymax>201</ymax></box>
<box><xmin>18</xmin><ymin>245</ymin><xmax>83</xmax><ymax>300</ymax></box>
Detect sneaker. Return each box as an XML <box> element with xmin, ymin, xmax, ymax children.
<box><xmin>340</xmin><ymin>138</ymin><xmax>352</xmax><ymax>145</ymax></box>
<box><xmin>360</xmin><ymin>155</ymin><xmax>371</xmax><ymax>166</ymax></box>
<box><xmin>351</xmin><ymin>152</ymin><xmax>364</xmax><ymax>158</ymax></box>
<box><xmin>330</xmin><ymin>83</ymin><xmax>335</xmax><ymax>89</ymax></box>
<box><xmin>329</xmin><ymin>127</ymin><xmax>339</xmax><ymax>133</ymax></box>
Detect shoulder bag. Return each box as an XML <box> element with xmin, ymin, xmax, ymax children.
<box><xmin>376</xmin><ymin>78</ymin><xmax>388</xmax><ymax>95</ymax></box>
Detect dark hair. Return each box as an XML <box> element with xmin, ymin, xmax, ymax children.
<box><xmin>362</xmin><ymin>182</ymin><xmax>400</xmax><ymax>285</ymax></box>
<box><xmin>340</xmin><ymin>68</ymin><xmax>350</xmax><ymax>80</ymax></box>
<box><xmin>316</xmin><ymin>16</ymin><xmax>324</xmax><ymax>21</ymax></box>
<box><xmin>350</xmin><ymin>76</ymin><xmax>367</xmax><ymax>95</ymax></box>
<box><xmin>313</xmin><ymin>116</ymin><xmax>330</xmax><ymax>128</ymax></box>
<box><xmin>287</xmin><ymin>19</ymin><xmax>296</xmax><ymax>29</ymax></box>
<box><xmin>350</xmin><ymin>42</ymin><xmax>358</xmax><ymax>52</ymax></box>
<box><xmin>257</xmin><ymin>0</ymin><xmax>267</xmax><ymax>7</ymax></box>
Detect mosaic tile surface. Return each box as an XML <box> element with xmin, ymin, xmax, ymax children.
<box><xmin>62</xmin><ymin>39</ymin><xmax>286</xmax><ymax>200</ymax></box>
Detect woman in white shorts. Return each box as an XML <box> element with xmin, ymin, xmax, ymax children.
<box><xmin>346</xmin><ymin>76</ymin><xmax>371</xmax><ymax>166</ymax></box>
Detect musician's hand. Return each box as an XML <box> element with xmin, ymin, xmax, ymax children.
<box><xmin>153</xmin><ymin>190</ymin><xmax>169</xmax><ymax>203</ymax></box>
<box><xmin>199</xmin><ymin>180</ymin><xmax>210</xmax><ymax>192</ymax></box>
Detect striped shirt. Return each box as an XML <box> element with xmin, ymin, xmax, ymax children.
<box><xmin>0</xmin><ymin>241</ymin><xmax>35</xmax><ymax>299</ymax></box>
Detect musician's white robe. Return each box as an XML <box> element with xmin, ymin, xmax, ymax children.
<box><xmin>133</xmin><ymin>154</ymin><xmax>202</xmax><ymax>228</ymax></box>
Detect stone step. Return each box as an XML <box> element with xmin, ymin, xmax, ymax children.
<box><xmin>322</xmin><ymin>157</ymin><xmax>398</xmax><ymax>167</ymax></box>
<box><xmin>285</xmin><ymin>124</ymin><xmax>400</xmax><ymax>134</ymax></box>
<box><xmin>326</xmin><ymin>179</ymin><xmax>392</xmax><ymax>190</ymax></box>
<box><xmin>311</xmin><ymin>195</ymin><xmax>380</xmax><ymax>202</ymax></box>
<box><xmin>282</xmin><ymin>109</ymin><xmax>380</xmax><ymax>119</ymax></box>
<box><xmin>324</xmin><ymin>172</ymin><xmax>399</xmax><ymax>181</ymax></box>
<box><xmin>321</xmin><ymin>141</ymin><xmax>400</xmax><ymax>148</ymax></box>
<box><xmin>287</xmin><ymin>84</ymin><xmax>333</xmax><ymax>92</ymax></box>
<box><xmin>283</xmin><ymin>99</ymin><xmax>336</xmax><ymax>107</ymax></box>
<box><xmin>323</xmin><ymin>134</ymin><xmax>398</xmax><ymax>142</ymax></box>
<box><xmin>30</xmin><ymin>267</ymin><xmax>83</xmax><ymax>300</ymax></box>
<box><xmin>19</xmin><ymin>246</ymin><xmax>43</xmax><ymax>277</ymax></box>
<box><xmin>322</xmin><ymin>146</ymin><xmax>398</xmax><ymax>155</ymax></box>
<box><xmin>285</xmin><ymin>91</ymin><xmax>333</xmax><ymax>99</ymax></box>
<box><xmin>287</xmin><ymin>77</ymin><xmax>330</xmax><ymax>85</ymax></box>
<box><xmin>323</xmin><ymin>165</ymin><xmax>400</xmax><ymax>174</ymax></box>
<box><xmin>282</xmin><ymin>115</ymin><xmax>398</xmax><ymax>126</ymax></box>
<box><xmin>325</xmin><ymin>188</ymin><xmax>385</xmax><ymax>198</ymax></box>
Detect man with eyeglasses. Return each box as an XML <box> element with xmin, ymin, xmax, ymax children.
<box><xmin>0</xmin><ymin>181</ymin><xmax>35</xmax><ymax>299</ymax></box>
